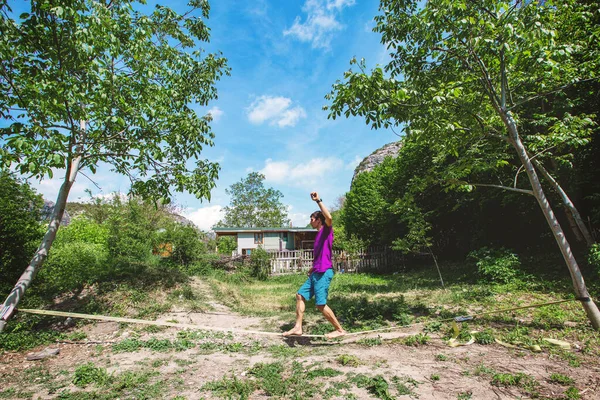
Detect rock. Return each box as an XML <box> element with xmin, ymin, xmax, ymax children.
<box><xmin>41</xmin><ymin>200</ymin><xmax>71</xmax><ymax>226</ymax></box>
<box><xmin>26</xmin><ymin>347</ymin><xmax>60</xmax><ymax>361</ymax></box>
<box><xmin>352</xmin><ymin>141</ymin><xmax>403</xmax><ymax>184</ymax></box>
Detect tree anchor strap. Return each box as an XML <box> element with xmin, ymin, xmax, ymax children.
<box><xmin>576</xmin><ymin>297</ymin><xmax>591</xmax><ymax>302</ymax></box>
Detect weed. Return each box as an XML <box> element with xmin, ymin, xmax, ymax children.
<box><xmin>473</xmin><ymin>363</ymin><xmax>495</xmax><ymax>376</ymax></box>
<box><xmin>0</xmin><ymin>388</ymin><xmax>33</xmax><ymax>399</ymax></box>
<box><xmin>392</xmin><ymin>375</ymin><xmax>419</xmax><ymax>396</ymax></box>
<box><xmin>404</xmin><ymin>333</ymin><xmax>430</xmax><ymax>346</ymax></box>
<box><xmin>225</xmin><ymin>342</ymin><xmax>244</xmax><ymax>352</ymax></box>
<box><xmin>202</xmin><ymin>375</ymin><xmax>255</xmax><ymax>400</ymax></box>
<box><xmin>336</xmin><ymin>354</ymin><xmax>360</xmax><ymax>367</ymax></box>
<box><xmin>112</xmin><ymin>338</ymin><xmax>143</xmax><ymax>352</ymax></box>
<box><xmin>549</xmin><ymin>373</ymin><xmax>575</xmax><ymax>385</ymax></box>
<box><xmin>357</xmin><ymin>337</ymin><xmax>383</xmax><ymax>346</ymax></box>
<box><xmin>142</xmin><ymin>325</ymin><xmax>166</xmax><ymax>333</ymax></box>
<box><xmin>174</xmin><ymin>358</ymin><xmax>195</xmax><ymax>367</ymax></box>
<box><xmin>152</xmin><ymin>359</ymin><xmax>169</xmax><ymax>368</ymax></box>
<box><xmin>367</xmin><ymin>376</ymin><xmax>394</xmax><ymax>400</ymax></box>
<box><xmin>435</xmin><ymin>354</ymin><xmax>448</xmax><ymax>361</ymax></box>
<box><xmin>0</xmin><ymin>329</ymin><xmax>64</xmax><ymax>351</ymax></box>
<box><xmin>424</xmin><ymin>321</ymin><xmax>443</xmax><ymax>333</ymax></box>
<box><xmin>267</xmin><ymin>344</ymin><xmax>307</xmax><ymax>358</ymax></box>
<box><xmin>430</xmin><ymin>374</ymin><xmax>440</xmax><ymax>381</ymax></box>
<box><xmin>491</xmin><ymin>372</ymin><xmax>539</xmax><ymax>395</ymax></box>
<box><xmin>24</xmin><ymin>365</ymin><xmax>53</xmax><ymax>384</ymax></box>
<box><xmin>307</xmin><ymin>368</ymin><xmax>343</xmax><ymax>379</ymax></box>
<box><xmin>457</xmin><ymin>392</ymin><xmax>472</xmax><ymax>400</ymax></box>
<box><xmin>72</xmin><ymin>363</ymin><xmax>111</xmax><ymax>387</ymax></box>
<box><xmin>491</xmin><ymin>372</ymin><xmax>528</xmax><ymax>386</ymax></box>
<box><xmin>67</xmin><ymin>331</ymin><xmax>88</xmax><ymax>341</ymax></box>
<box><xmin>474</xmin><ymin>329</ymin><xmax>495</xmax><ymax>345</ymax></box>
<box><xmin>173</xmin><ymin>338</ymin><xmax>196</xmax><ymax>351</ymax></box>
<box><xmin>565</xmin><ymin>386</ymin><xmax>580</xmax><ymax>399</ymax></box>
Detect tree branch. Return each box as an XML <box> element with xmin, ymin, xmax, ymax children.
<box><xmin>471</xmin><ymin>183</ymin><xmax>534</xmax><ymax>196</ymax></box>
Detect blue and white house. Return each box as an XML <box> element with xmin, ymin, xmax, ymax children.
<box><xmin>213</xmin><ymin>227</ymin><xmax>317</xmax><ymax>255</ymax></box>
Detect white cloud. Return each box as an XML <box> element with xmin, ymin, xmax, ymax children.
<box><xmin>182</xmin><ymin>205</ymin><xmax>224</xmax><ymax>232</ymax></box>
<box><xmin>207</xmin><ymin>106</ymin><xmax>224</xmax><ymax>122</ymax></box>
<box><xmin>286</xmin><ymin>205</ymin><xmax>310</xmax><ymax>227</ymax></box>
<box><xmin>259</xmin><ymin>157</ymin><xmax>344</xmax><ymax>187</ymax></box>
<box><xmin>283</xmin><ymin>0</ymin><xmax>356</xmax><ymax>49</ymax></box>
<box><xmin>346</xmin><ymin>155</ymin><xmax>362</xmax><ymax>170</ymax></box>
<box><xmin>246</xmin><ymin>96</ymin><xmax>307</xmax><ymax>128</ymax></box>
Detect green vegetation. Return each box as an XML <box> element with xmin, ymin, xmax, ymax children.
<box><xmin>216</xmin><ymin>172</ymin><xmax>290</xmax><ymax>228</ymax></box>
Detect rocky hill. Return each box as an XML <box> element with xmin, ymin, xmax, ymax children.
<box><xmin>352</xmin><ymin>141</ymin><xmax>403</xmax><ymax>184</ymax></box>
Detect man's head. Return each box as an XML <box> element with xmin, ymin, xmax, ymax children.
<box><xmin>310</xmin><ymin>211</ymin><xmax>325</xmax><ymax>229</ymax></box>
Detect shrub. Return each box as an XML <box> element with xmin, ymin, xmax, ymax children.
<box><xmin>159</xmin><ymin>222</ymin><xmax>206</xmax><ymax>266</ymax></box>
<box><xmin>588</xmin><ymin>243</ymin><xmax>600</xmax><ymax>275</ymax></box>
<box><xmin>468</xmin><ymin>247</ymin><xmax>521</xmax><ymax>284</ymax></box>
<box><xmin>41</xmin><ymin>242</ymin><xmax>109</xmax><ymax>293</ymax></box>
<box><xmin>0</xmin><ymin>172</ymin><xmax>44</xmax><ymax>296</ymax></box>
<box><xmin>249</xmin><ymin>246</ymin><xmax>270</xmax><ymax>280</ymax></box>
<box><xmin>217</xmin><ymin>236</ymin><xmax>237</xmax><ymax>255</ymax></box>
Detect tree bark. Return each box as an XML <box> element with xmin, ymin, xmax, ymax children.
<box><xmin>503</xmin><ymin>114</ymin><xmax>600</xmax><ymax>329</ymax></box>
<box><xmin>0</xmin><ymin>124</ymin><xmax>84</xmax><ymax>333</ymax></box>
<box><xmin>533</xmin><ymin>159</ymin><xmax>595</xmax><ymax>247</ymax></box>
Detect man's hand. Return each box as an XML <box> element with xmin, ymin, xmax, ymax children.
<box><xmin>310</xmin><ymin>192</ymin><xmax>320</xmax><ymax>201</ymax></box>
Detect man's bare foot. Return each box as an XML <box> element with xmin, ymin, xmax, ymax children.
<box><xmin>325</xmin><ymin>329</ymin><xmax>346</xmax><ymax>339</ymax></box>
<box><xmin>282</xmin><ymin>327</ymin><xmax>303</xmax><ymax>337</ymax></box>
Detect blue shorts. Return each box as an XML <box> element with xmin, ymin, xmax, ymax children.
<box><xmin>297</xmin><ymin>268</ymin><xmax>334</xmax><ymax>306</ymax></box>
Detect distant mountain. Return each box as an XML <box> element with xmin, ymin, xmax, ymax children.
<box><xmin>41</xmin><ymin>200</ymin><xmax>71</xmax><ymax>226</ymax></box>
<box><xmin>352</xmin><ymin>141</ymin><xmax>403</xmax><ymax>184</ymax></box>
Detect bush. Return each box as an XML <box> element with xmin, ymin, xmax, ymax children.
<box><xmin>588</xmin><ymin>243</ymin><xmax>600</xmax><ymax>276</ymax></box>
<box><xmin>40</xmin><ymin>242</ymin><xmax>109</xmax><ymax>293</ymax></box>
<box><xmin>217</xmin><ymin>236</ymin><xmax>237</xmax><ymax>255</ymax></box>
<box><xmin>250</xmin><ymin>246</ymin><xmax>270</xmax><ymax>280</ymax></box>
<box><xmin>0</xmin><ymin>172</ymin><xmax>44</xmax><ymax>296</ymax></box>
<box><xmin>468</xmin><ymin>247</ymin><xmax>521</xmax><ymax>284</ymax></box>
<box><xmin>160</xmin><ymin>222</ymin><xmax>206</xmax><ymax>266</ymax></box>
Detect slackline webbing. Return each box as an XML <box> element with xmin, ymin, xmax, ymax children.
<box><xmin>15</xmin><ymin>298</ymin><xmax>579</xmax><ymax>339</ymax></box>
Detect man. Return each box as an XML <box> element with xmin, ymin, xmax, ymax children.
<box><xmin>283</xmin><ymin>192</ymin><xmax>346</xmax><ymax>339</ymax></box>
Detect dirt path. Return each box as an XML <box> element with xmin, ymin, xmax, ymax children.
<box><xmin>1</xmin><ymin>279</ymin><xmax>599</xmax><ymax>399</ymax></box>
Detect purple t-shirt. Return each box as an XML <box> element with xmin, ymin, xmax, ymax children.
<box><xmin>313</xmin><ymin>225</ymin><xmax>334</xmax><ymax>273</ymax></box>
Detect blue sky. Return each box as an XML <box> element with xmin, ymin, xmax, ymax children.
<box><xmin>24</xmin><ymin>0</ymin><xmax>399</xmax><ymax>230</ymax></box>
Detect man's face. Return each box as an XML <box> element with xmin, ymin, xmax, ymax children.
<box><xmin>310</xmin><ymin>216</ymin><xmax>320</xmax><ymax>229</ymax></box>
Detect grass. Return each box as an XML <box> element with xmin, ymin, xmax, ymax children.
<box><xmin>2</xmin><ymin>260</ymin><xmax>599</xmax><ymax>399</ymax></box>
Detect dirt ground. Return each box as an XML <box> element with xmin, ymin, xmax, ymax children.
<box><xmin>1</xmin><ymin>279</ymin><xmax>599</xmax><ymax>399</ymax></box>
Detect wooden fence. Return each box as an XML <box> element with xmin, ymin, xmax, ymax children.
<box><xmin>268</xmin><ymin>247</ymin><xmax>404</xmax><ymax>275</ymax></box>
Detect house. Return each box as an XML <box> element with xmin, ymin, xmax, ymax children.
<box><xmin>214</xmin><ymin>227</ymin><xmax>317</xmax><ymax>255</ymax></box>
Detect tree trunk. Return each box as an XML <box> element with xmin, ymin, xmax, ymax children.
<box><xmin>533</xmin><ymin>160</ymin><xmax>595</xmax><ymax>247</ymax></box>
<box><xmin>503</xmin><ymin>114</ymin><xmax>600</xmax><ymax>329</ymax></box>
<box><xmin>0</xmin><ymin>125</ymin><xmax>84</xmax><ymax>332</ymax></box>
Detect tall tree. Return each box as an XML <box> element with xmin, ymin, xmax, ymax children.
<box><xmin>217</xmin><ymin>172</ymin><xmax>290</xmax><ymax>228</ymax></box>
<box><xmin>0</xmin><ymin>0</ymin><xmax>229</xmax><ymax>331</ymax></box>
<box><xmin>326</xmin><ymin>0</ymin><xmax>600</xmax><ymax>328</ymax></box>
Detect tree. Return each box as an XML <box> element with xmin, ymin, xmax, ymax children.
<box><xmin>216</xmin><ymin>172</ymin><xmax>290</xmax><ymax>228</ymax></box>
<box><xmin>0</xmin><ymin>0</ymin><xmax>229</xmax><ymax>331</ymax></box>
<box><xmin>326</xmin><ymin>0</ymin><xmax>600</xmax><ymax>328</ymax></box>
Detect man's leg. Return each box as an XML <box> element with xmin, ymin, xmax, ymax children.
<box><xmin>314</xmin><ymin>269</ymin><xmax>346</xmax><ymax>338</ymax></box>
<box><xmin>316</xmin><ymin>304</ymin><xmax>346</xmax><ymax>338</ymax></box>
<box><xmin>283</xmin><ymin>294</ymin><xmax>306</xmax><ymax>336</ymax></box>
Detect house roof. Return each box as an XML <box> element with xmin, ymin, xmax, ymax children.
<box><xmin>214</xmin><ymin>227</ymin><xmax>315</xmax><ymax>233</ymax></box>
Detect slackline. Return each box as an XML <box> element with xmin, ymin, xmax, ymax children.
<box><xmin>16</xmin><ymin>298</ymin><xmax>578</xmax><ymax>339</ymax></box>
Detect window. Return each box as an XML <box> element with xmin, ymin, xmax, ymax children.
<box><xmin>281</xmin><ymin>232</ymin><xmax>288</xmax><ymax>242</ymax></box>
<box><xmin>254</xmin><ymin>233</ymin><xmax>263</xmax><ymax>244</ymax></box>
